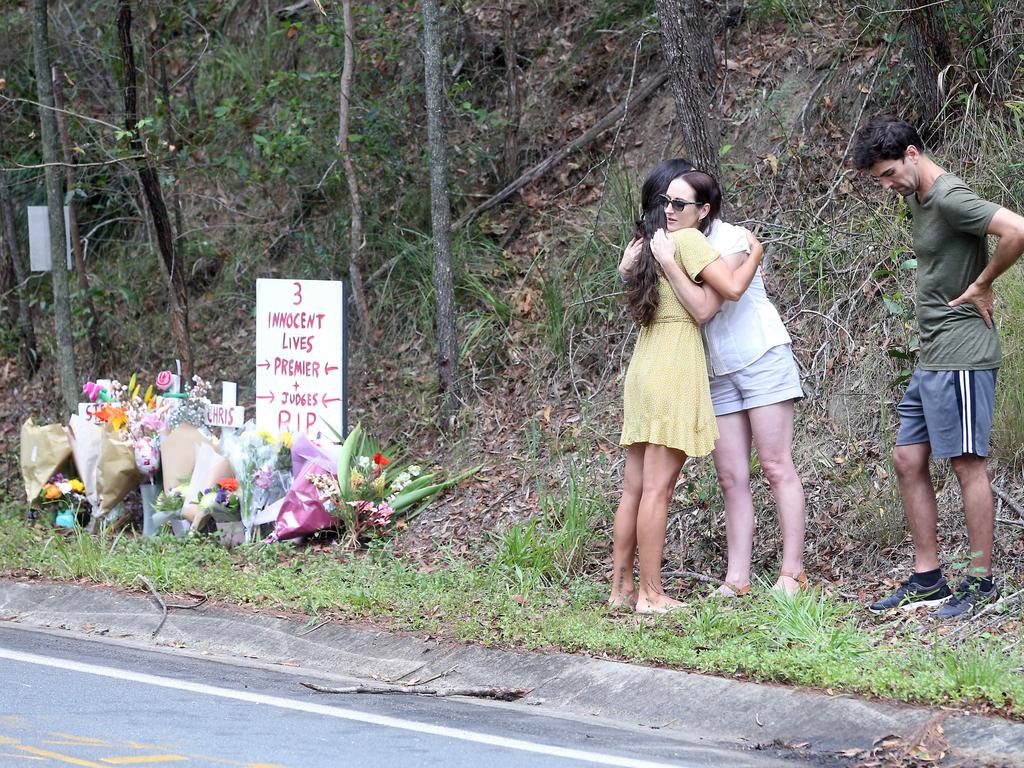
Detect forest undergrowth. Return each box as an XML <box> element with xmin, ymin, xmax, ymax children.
<box><xmin>1</xmin><ymin>0</ymin><xmax>1023</xmax><ymax>676</ymax></box>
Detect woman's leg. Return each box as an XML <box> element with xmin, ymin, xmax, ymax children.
<box><xmin>635</xmin><ymin>443</ymin><xmax>688</xmax><ymax>613</ymax></box>
<box><xmin>711</xmin><ymin>412</ymin><xmax>755</xmax><ymax>593</ymax></box>
<box><xmin>748</xmin><ymin>400</ymin><xmax>805</xmax><ymax>593</ymax></box>
<box><xmin>609</xmin><ymin>443</ymin><xmax>646</xmax><ymax>606</ymax></box>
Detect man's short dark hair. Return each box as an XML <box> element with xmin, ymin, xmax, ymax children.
<box><xmin>851</xmin><ymin>117</ymin><xmax>926</xmax><ymax>170</ymax></box>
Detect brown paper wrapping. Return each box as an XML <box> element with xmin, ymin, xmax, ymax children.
<box><xmin>159</xmin><ymin>423</ymin><xmax>214</xmax><ymax>490</ymax></box>
<box><xmin>67</xmin><ymin>415</ymin><xmax>103</xmax><ymax>510</ymax></box>
<box><xmin>95</xmin><ymin>425</ymin><xmax>144</xmax><ymax>516</ymax></box>
<box><xmin>19</xmin><ymin>419</ymin><xmax>73</xmax><ymax>502</ymax></box>
<box><xmin>181</xmin><ymin>442</ymin><xmax>233</xmax><ymax>531</ymax></box>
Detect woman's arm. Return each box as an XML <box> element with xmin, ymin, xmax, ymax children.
<box><xmin>618</xmin><ymin>237</ymin><xmax>642</xmax><ymax>278</ymax></box>
<box><xmin>697</xmin><ymin>230</ymin><xmax>763</xmax><ymax>301</ymax></box>
<box><xmin>650</xmin><ymin>230</ymin><xmax>720</xmax><ymax>324</ymax></box>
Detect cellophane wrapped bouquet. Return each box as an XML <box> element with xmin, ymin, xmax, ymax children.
<box><xmin>222</xmin><ymin>425</ymin><xmax>293</xmax><ymax>540</ymax></box>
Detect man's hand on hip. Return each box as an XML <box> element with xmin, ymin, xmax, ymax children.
<box><xmin>949</xmin><ymin>281</ymin><xmax>994</xmax><ymax>328</ymax></box>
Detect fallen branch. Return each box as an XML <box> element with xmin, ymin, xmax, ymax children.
<box><xmin>450</xmin><ymin>71</ymin><xmax>669</xmax><ymax>231</ymax></box>
<box><xmin>992</xmin><ymin>484</ymin><xmax>1024</xmax><ymax>519</ymax></box>
<box><xmin>300</xmin><ymin>681</ymin><xmax>532</xmax><ymax>701</ymax></box>
<box><xmin>136</xmin><ymin>575</ymin><xmax>167</xmax><ymax>638</ymax></box>
<box><xmin>135</xmin><ymin>575</ymin><xmax>208</xmax><ymax>638</ymax></box>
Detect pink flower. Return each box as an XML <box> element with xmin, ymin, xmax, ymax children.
<box><xmin>368</xmin><ymin>502</ymin><xmax>394</xmax><ymax>527</ymax></box>
<box><xmin>82</xmin><ymin>381</ymin><xmax>103</xmax><ymax>402</ymax></box>
<box><xmin>140</xmin><ymin>412</ymin><xmax>166</xmax><ymax>433</ymax></box>
<box><xmin>155</xmin><ymin>370</ymin><xmax>174</xmax><ymax>391</ymax></box>
<box><xmin>253</xmin><ymin>467</ymin><xmax>272</xmax><ymax>489</ymax></box>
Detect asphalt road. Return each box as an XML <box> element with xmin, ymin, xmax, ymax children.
<box><xmin>0</xmin><ymin>625</ymin><xmax>806</xmax><ymax>768</ymax></box>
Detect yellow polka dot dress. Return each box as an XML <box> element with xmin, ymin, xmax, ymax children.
<box><xmin>620</xmin><ymin>228</ymin><xmax>720</xmax><ymax>457</ymax></box>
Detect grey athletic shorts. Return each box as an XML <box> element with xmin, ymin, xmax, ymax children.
<box><xmin>709</xmin><ymin>344</ymin><xmax>803</xmax><ymax>417</ymax></box>
<box><xmin>895</xmin><ymin>368</ymin><xmax>997</xmax><ymax>458</ymax></box>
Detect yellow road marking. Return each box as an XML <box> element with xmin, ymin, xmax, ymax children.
<box><xmin>47</xmin><ymin>733</ymin><xmax>111</xmax><ymax>746</ymax></box>
<box><xmin>101</xmin><ymin>757</ymin><xmax>189</xmax><ymax>764</ymax></box>
<box><xmin>14</xmin><ymin>745</ymin><xmax>108</xmax><ymax>766</ymax></box>
<box><xmin>0</xmin><ymin>736</ymin><xmax>21</xmax><ymax>745</ymax></box>
<box><xmin>0</xmin><ymin>752</ymin><xmax>46</xmax><ymax>761</ymax></box>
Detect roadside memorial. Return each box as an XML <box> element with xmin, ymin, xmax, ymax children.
<box><xmin>17</xmin><ymin>280</ymin><xmax>477</xmax><ymax>547</ymax></box>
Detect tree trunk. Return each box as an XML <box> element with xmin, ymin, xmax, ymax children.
<box><xmin>989</xmin><ymin>2</ymin><xmax>1022</xmax><ymax>102</ymax></box>
<box><xmin>502</xmin><ymin>0</ymin><xmax>521</xmax><ymax>179</ymax></box>
<box><xmin>31</xmin><ymin>0</ymin><xmax>78</xmax><ymax>414</ymax></box>
<box><xmin>116</xmin><ymin>0</ymin><xmax>193</xmax><ymax>377</ymax></box>
<box><xmin>421</xmin><ymin>0</ymin><xmax>460</xmax><ymax>433</ymax></box>
<box><xmin>338</xmin><ymin>0</ymin><xmax>370</xmax><ymax>334</ymax></box>
<box><xmin>654</xmin><ymin>0</ymin><xmax>721</xmax><ymax>183</ymax></box>
<box><xmin>53</xmin><ymin>66</ymin><xmax>105</xmax><ymax>371</ymax></box>
<box><xmin>0</xmin><ymin>156</ymin><xmax>39</xmax><ymax>376</ymax></box>
<box><xmin>903</xmin><ymin>0</ymin><xmax>951</xmax><ymax>129</ymax></box>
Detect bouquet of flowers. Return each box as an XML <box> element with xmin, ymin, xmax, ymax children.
<box><xmin>310</xmin><ymin>424</ymin><xmax>479</xmax><ymax>548</ymax></box>
<box><xmin>84</xmin><ymin>373</ymin><xmax>175</xmax><ymax>479</ymax></box>
<box><xmin>222</xmin><ymin>425</ymin><xmax>293</xmax><ymax>540</ymax></box>
<box><xmin>164</xmin><ymin>375</ymin><xmax>213</xmax><ymax>434</ymax></box>
<box><xmin>196</xmin><ymin>477</ymin><xmax>242</xmax><ymax>523</ymax></box>
<box><xmin>36</xmin><ymin>473</ymin><xmax>87</xmax><ymax>528</ymax></box>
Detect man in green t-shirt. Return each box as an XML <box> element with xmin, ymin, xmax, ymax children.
<box><xmin>852</xmin><ymin>117</ymin><xmax>1024</xmax><ymax>618</ymax></box>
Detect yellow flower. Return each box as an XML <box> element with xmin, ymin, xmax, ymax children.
<box><xmin>373</xmin><ymin>475</ymin><xmax>387</xmax><ymax>495</ymax></box>
<box><xmin>69</xmin><ymin>479</ymin><xmax>85</xmax><ymax>493</ymax></box>
<box><xmin>350</xmin><ymin>470</ymin><xmax>364</xmax><ymax>490</ymax></box>
<box><xmin>257</xmin><ymin>429</ymin><xmax>276</xmax><ymax>444</ymax></box>
<box><xmin>279</xmin><ymin>432</ymin><xmax>293</xmax><ymax>449</ymax></box>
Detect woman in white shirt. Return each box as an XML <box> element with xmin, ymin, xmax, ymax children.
<box><xmin>639</xmin><ymin>169</ymin><xmax>806</xmax><ymax>596</ymax></box>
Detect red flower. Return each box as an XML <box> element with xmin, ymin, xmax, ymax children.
<box><xmin>373</xmin><ymin>452</ymin><xmax>390</xmax><ymax>467</ymax></box>
<box><xmin>217</xmin><ymin>477</ymin><xmax>239</xmax><ymax>492</ymax></box>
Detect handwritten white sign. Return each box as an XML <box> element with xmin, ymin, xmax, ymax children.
<box><xmin>255</xmin><ymin>279</ymin><xmax>345</xmax><ymax>438</ymax></box>
<box><xmin>205</xmin><ymin>381</ymin><xmax>244</xmax><ymax>429</ymax></box>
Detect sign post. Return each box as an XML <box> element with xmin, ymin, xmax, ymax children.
<box><xmin>255</xmin><ymin>279</ymin><xmax>346</xmax><ymax>439</ymax></box>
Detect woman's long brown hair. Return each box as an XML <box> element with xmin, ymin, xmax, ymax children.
<box><xmin>624</xmin><ymin>159</ymin><xmax>694</xmax><ymax>327</ymax></box>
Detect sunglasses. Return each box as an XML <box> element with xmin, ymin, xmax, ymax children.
<box><xmin>656</xmin><ymin>194</ymin><xmax>702</xmax><ymax>213</ymax></box>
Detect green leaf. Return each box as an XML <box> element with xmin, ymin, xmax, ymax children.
<box><xmin>899</xmin><ymin>258</ymin><xmax>917</xmax><ymax>270</ymax></box>
<box><xmin>336</xmin><ymin>423</ymin><xmax>362</xmax><ymax>499</ymax></box>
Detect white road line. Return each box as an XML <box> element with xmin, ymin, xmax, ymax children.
<box><xmin>0</xmin><ymin>648</ymin><xmax>680</xmax><ymax>768</ymax></box>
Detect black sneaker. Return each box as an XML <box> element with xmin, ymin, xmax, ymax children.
<box><xmin>867</xmin><ymin>576</ymin><xmax>952</xmax><ymax>614</ymax></box>
<box><xmin>932</xmin><ymin>578</ymin><xmax>1000</xmax><ymax>619</ymax></box>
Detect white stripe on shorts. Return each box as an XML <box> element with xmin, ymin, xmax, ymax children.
<box><xmin>959</xmin><ymin>370</ymin><xmax>973</xmax><ymax>455</ymax></box>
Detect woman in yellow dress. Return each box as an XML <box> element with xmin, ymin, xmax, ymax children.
<box><xmin>611</xmin><ymin>160</ymin><xmax>763</xmax><ymax>613</ymax></box>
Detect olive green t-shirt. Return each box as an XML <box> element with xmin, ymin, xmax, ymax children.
<box><xmin>907</xmin><ymin>173</ymin><xmax>1001</xmax><ymax>370</ymax></box>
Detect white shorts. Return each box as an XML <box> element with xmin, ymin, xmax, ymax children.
<box><xmin>708</xmin><ymin>344</ymin><xmax>803</xmax><ymax>417</ymax></box>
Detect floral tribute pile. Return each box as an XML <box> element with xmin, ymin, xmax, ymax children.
<box><xmin>18</xmin><ymin>371</ymin><xmax>476</xmax><ymax>549</ymax></box>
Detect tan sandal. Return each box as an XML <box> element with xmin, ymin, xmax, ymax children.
<box><xmin>776</xmin><ymin>569</ymin><xmax>808</xmax><ymax>593</ymax></box>
<box><xmin>718</xmin><ymin>580</ymin><xmax>751</xmax><ymax>597</ymax></box>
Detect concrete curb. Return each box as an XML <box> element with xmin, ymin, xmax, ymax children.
<box><xmin>1</xmin><ymin>578</ymin><xmax>1022</xmax><ymax>766</ymax></box>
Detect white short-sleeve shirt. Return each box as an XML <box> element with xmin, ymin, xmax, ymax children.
<box><xmin>702</xmin><ymin>219</ymin><xmax>791</xmax><ymax>376</ymax></box>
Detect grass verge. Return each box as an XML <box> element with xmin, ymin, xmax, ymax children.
<box><xmin>1</xmin><ymin>510</ymin><xmax>1022</xmax><ymax>717</ymax></box>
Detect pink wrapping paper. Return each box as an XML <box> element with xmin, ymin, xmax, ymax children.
<box><xmin>289</xmin><ymin>432</ymin><xmax>337</xmax><ymax>477</ymax></box>
<box><xmin>266</xmin><ymin>457</ymin><xmax>336</xmax><ymax>542</ymax></box>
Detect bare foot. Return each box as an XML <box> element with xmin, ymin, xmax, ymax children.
<box><xmin>635</xmin><ymin>594</ymin><xmax>686</xmax><ymax>614</ymax></box>
<box><xmin>608</xmin><ymin>591</ymin><xmax>637</xmax><ymax>609</ymax></box>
